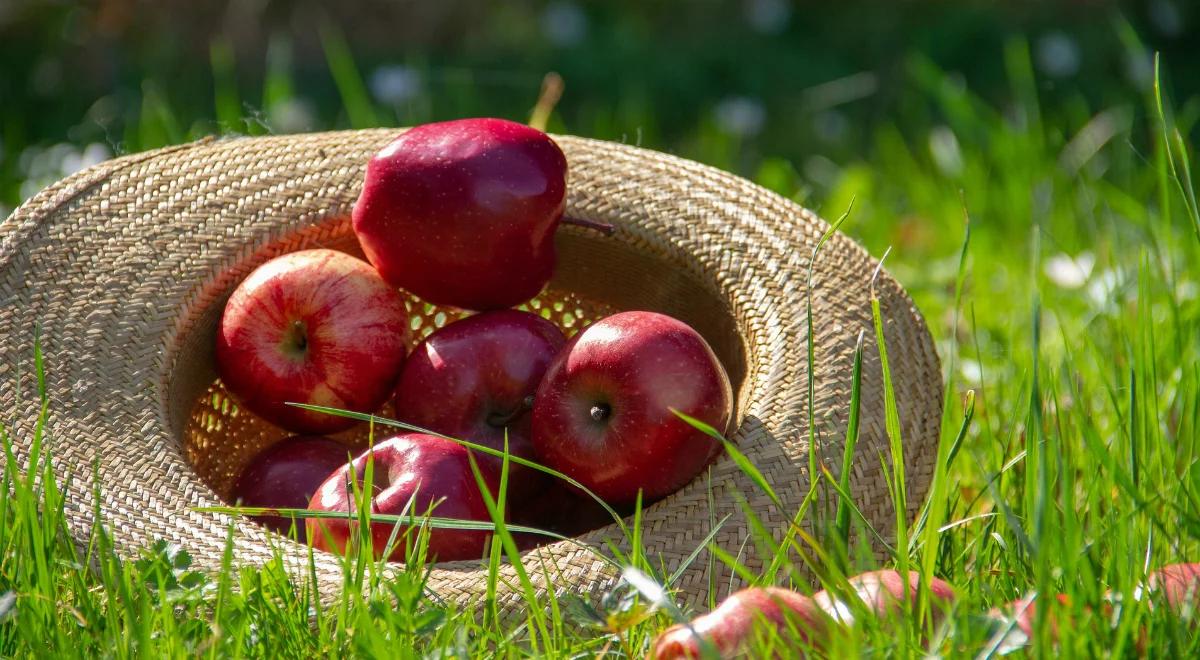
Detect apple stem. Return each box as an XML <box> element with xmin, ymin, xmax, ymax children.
<box><xmin>562</xmin><ymin>215</ymin><xmax>616</xmax><ymax>236</ymax></box>
<box><xmin>291</xmin><ymin>320</ymin><xmax>307</xmax><ymax>351</ymax></box>
<box><xmin>487</xmin><ymin>395</ymin><xmax>535</xmax><ymax>428</ymax></box>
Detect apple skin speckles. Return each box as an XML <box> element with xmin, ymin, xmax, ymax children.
<box><xmin>532</xmin><ymin>311</ymin><xmax>732</xmax><ymax>506</ymax></box>
<box><xmin>352</xmin><ymin>118</ymin><xmax>569</xmax><ymax>311</ymax></box>
<box><xmin>216</xmin><ymin>249</ymin><xmax>410</xmax><ymax>434</ymax></box>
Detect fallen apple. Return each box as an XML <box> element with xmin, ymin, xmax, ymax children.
<box><xmin>216</xmin><ymin>249</ymin><xmax>409</xmax><ymax>433</ymax></box>
<box><xmin>393</xmin><ymin>309</ymin><xmax>564</xmax><ymax>501</ymax></box>
<box><xmin>532</xmin><ymin>311</ymin><xmax>733</xmax><ymax>505</ymax></box>
<box><xmin>984</xmin><ymin>593</ymin><xmax>1075</xmax><ymax>653</ymax></box>
<box><xmin>230</xmin><ymin>435</ymin><xmax>354</xmax><ymax>539</ymax></box>
<box><xmin>306</xmin><ymin>433</ymin><xmax>498</xmax><ymax>562</ymax></box>
<box><xmin>651</xmin><ymin>587</ymin><xmax>829</xmax><ymax>659</ymax></box>
<box><xmin>1141</xmin><ymin>562</ymin><xmax>1200</xmax><ymax>613</ymax></box>
<box><xmin>811</xmin><ymin>570</ymin><xmax>956</xmax><ymax>627</ymax></box>
<box><xmin>352</xmin><ymin>117</ymin><xmax>610</xmax><ymax>311</ymax></box>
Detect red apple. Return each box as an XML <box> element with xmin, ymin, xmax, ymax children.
<box><xmin>393</xmin><ymin>310</ymin><xmax>565</xmax><ymax>501</ymax></box>
<box><xmin>531</xmin><ymin>311</ymin><xmax>733</xmax><ymax>505</ymax></box>
<box><xmin>230</xmin><ymin>435</ymin><xmax>354</xmax><ymax>539</ymax></box>
<box><xmin>216</xmin><ymin>249</ymin><xmax>410</xmax><ymax>433</ymax></box>
<box><xmin>306</xmin><ymin>434</ymin><xmax>498</xmax><ymax>562</ymax></box>
<box><xmin>651</xmin><ymin>587</ymin><xmax>829</xmax><ymax>659</ymax></box>
<box><xmin>811</xmin><ymin>570</ymin><xmax>956</xmax><ymax>627</ymax></box>
<box><xmin>1142</xmin><ymin>563</ymin><xmax>1200</xmax><ymax>612</ymax></box>
<box><xmin>353</xmin><ymin>118</ymin><xmax>609</xmax><ymax>311</ymax></box>
<box><xmin>985</xmin><ymin>593</ymin><xmax>1074</xmax><ymax>652</ymax></box>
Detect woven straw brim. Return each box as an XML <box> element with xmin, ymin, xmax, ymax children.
<box><xmin>0</xmin><ymin>129</ymin><xmax>941</xmax><ymax>612</ymax></box>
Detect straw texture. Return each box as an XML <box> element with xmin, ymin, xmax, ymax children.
<box><xmin>0</xmin><ymin>129</ymin><xmax>942</xmax><ymax>613</ymax></box>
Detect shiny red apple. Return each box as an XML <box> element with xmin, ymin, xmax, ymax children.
<box><xmin>393</xmin><ymin>310</ymin><xmax>565</xmax><ymax>501</ymax></box>
<box><xmin>352</xmin><ymin>117</ymin><xmax>609</xmax><ymax>311</ymax></box>
<box><xmin>811</xmin><ymin>570</ymin><xmax>956</xmax><ymax>627</ymax></box>
<box><xmin>532</xmin><ymin>311</ymin><xmax>733</xmax><ymax>505</ymax></box>
<box><xmin>306</xmin><ymin>434</ymin><xmax>498</xmax><ymax>562</ymax></box>
<box><xmin>651</xmin><ymin>587</ymin><xmax>830</xmax><ymax>659</ymax></box>
<box><xmin>230</xmin><ymin>435</ymin><xmax>354</xmax><ymax>539</ymax></box>
<box><xmin>216</xmin><ymin>249</ymin><xmax>409</xmax><ymax>433</ymax></box>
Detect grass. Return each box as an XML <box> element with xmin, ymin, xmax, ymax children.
<box><xmin>2</xmin><ymin>22</ymin><xmax>1200</xmax><ymax>658</ymax></box>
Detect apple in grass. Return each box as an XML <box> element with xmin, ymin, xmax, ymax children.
<box><xmin>985</xmin><ymin>593</ymin><xmax>1075</xmax><ymax>652</ymax></box>
<box><xmin>230</xmin><ymin>435</ymin><xmax>354</xmax><ymax>540</ymax></box>
<box><xmin>352</xmin><ymin>118</ymin><xmax>612</xmax><ymax>311</ymax></box>
<box><xmin>651</xmin><ymin>587</ymin><xmax>830</xmax><ymax>659</ymax></box>
<box><xmin>216</xmin><ymin>249</ymin><xmax>409</xmax><ymax>434</ymax></box>
<box><xmin>1142</xmin><ymin>563</ymin><xmax>1200</xmax><ymax>612</ymax></box>
<box><xmin>393</xmin><ymin>310</ymin><xmax>565</xmax><ymax>502</ymax></box>
<box><xmin>532</xmin><ymin>311</ymin><xmax>733</xmax><ymax>505</ymax></box>
<box><xmin>307</xmin><ymin>434</ymin><xmax>498</xmax><ymax>563</ymax></box>
<box><xmin>811</xmin><ymin>570</ymin><xmax>956</xmax><ymax>627</ymax></box>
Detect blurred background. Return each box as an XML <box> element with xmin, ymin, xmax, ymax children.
<box><xmin>3</xmin><ymin>1</ymin><xmax>1193</xmax><ymax>206</ymax></box>
<box><xmin>1</xmin><ymin>1</ymin><xmax>1196</xmax><ymax>352</ymax></box>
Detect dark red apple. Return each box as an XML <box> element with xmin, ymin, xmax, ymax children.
<box><xmin>651</xmin><ymin>587</ymin><xmax>830</xmax><ymax>659</ymax></box>
<box><xmin>393</xmin><ymin>310</ymin><xmax>565</xmax><ymax>501</ymax></box>
<box><xmin>216</xmin><ymin>249</ymin><xmax>410</xmax><ymax>433</ymax></box>
<box><xmin>531</xmin><ymin>311</ymin><xmax>733</xmax><ymax>505</ymax></box>
<box><xmin>352</xmin><ymin>117</ymin><xmax>609</xmax><ymax>311</ymax></box>
<box><xmin>511</xmin><ymin>482</ymin><xmax>619</xmax><ymax>551</ymax></box>
<box><xmin>811</xmin><ymin>570</ymin><xmax>956</xmax><ymax>627</ymax></box>
<box><xmin>306</xmin><ymin>433</ymin><xmax>498</xmax><ymax>562</ymax></box>
<box><xmin>231</xmin><ymin>435</ymin><xmax>354</xmax><ymax>539</ymax></box>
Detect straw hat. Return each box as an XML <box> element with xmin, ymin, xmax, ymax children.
<box><xmin>0</xmin><ymin>129</ymin><xmax>941</xmax><ymax>612</ymax></box>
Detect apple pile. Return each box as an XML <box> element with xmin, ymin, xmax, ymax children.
<box><xmin>215</xmin><ymin>118</ymin><xmax>733</xmax><ymax>562</ymax></box>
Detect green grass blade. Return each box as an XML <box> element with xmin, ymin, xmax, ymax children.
<box><xmin>286</xmin><ymin>403</ymin><xmax>630</xmax><ymax>535</ymax></box>
<box><xmin>671</xmin><ymin>409</ymin><xmax>784</xmax><ymax>512</ymax></box>
<box><xmin>210</xmin><ymin>38</ymin><xmax>242</xmax><ymax>131</ymax></box>
<box><xmin>834</xmin><ymin>329</ymin><xmax>865</xmax><ymax>545</ymax></box>
<box><xmin>319</xmin><ymin>24</ymin><xmax>380</xmax><ymax>129</ymax></box>
<box><xmin>869</xmin><ymin>249</ymin><xmax>909</xmax><ymax>575</ymax></box>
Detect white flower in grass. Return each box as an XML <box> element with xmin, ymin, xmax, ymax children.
<box><xmin>928</xmin><ymin>126</ymin><xmax>963</xmax><ymax>177</ymax></box>
<box><xmin>19</xmin><ymin>142</ymin><xmax>102</xmax><ymax>200</ymax></box>
<box><xmin>1087</xmin><ymin>268</ymin><xmax>1122</xmax><ymax>308</ymax></box>
<box><xmin>1036</xmin><ymin>32</ymin><xmax>1081</xmax><ymax>79</ymax></box>
<box><xmin>813</xmin><ymin>110</ymin><xmax>848</xmax><ymax>144</ymax></box>
<box><xmin>1044</xmin><ymin>252</ymin><xmax>1095</xmax><ymax>289</ymax></box>
<box><xmin>959</xmin><ymin>359</ymin><xmax>983</xmax><ymax>384</ymax></box>
<box><xmin>62</xmin><ymin>143</ymin><xmax>111</xmax><ymax>176</ymax></box>
<box><xmin>369</xmin><ymin>65</ymin><xmax>422</xmax><ymax>105</ymax></box>
<box><xmin>715</xmin><ymin>96</ymin><xmax>766</xmax><ymax>137</ymax></box>
<box><xmin>746</xmin><ymin>0</ymin><xmax>791</xmax><ymax>34</ymax></box>
<box><xmin>1149</xmin><ymin>0</ymin><xmax>1184</xmax><ymax>38</ymax></box>
<box><xmin>268</xmin><ymin>99</ymin><xmax>316</xmax><ymax>133</ymax></box>
<box><xmin>541</xmin><ymin>2</ymin><xmax>587</xmax><ymax>47</ymax></box>
<box><xmin>803</xmin><ymin>155</ymin><xmax>840</xmax><ymax>190</ymax></box>
<box><xmin>1125</xmin><ymin>50</ymin><xmax>1155</xmax><ymax>90</ymax></box>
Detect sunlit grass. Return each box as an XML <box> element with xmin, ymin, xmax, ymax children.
<box><xmin>1</xmin><ymin>23</ymin><xmax>1199</xmax><ymax>657</ymax></box>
